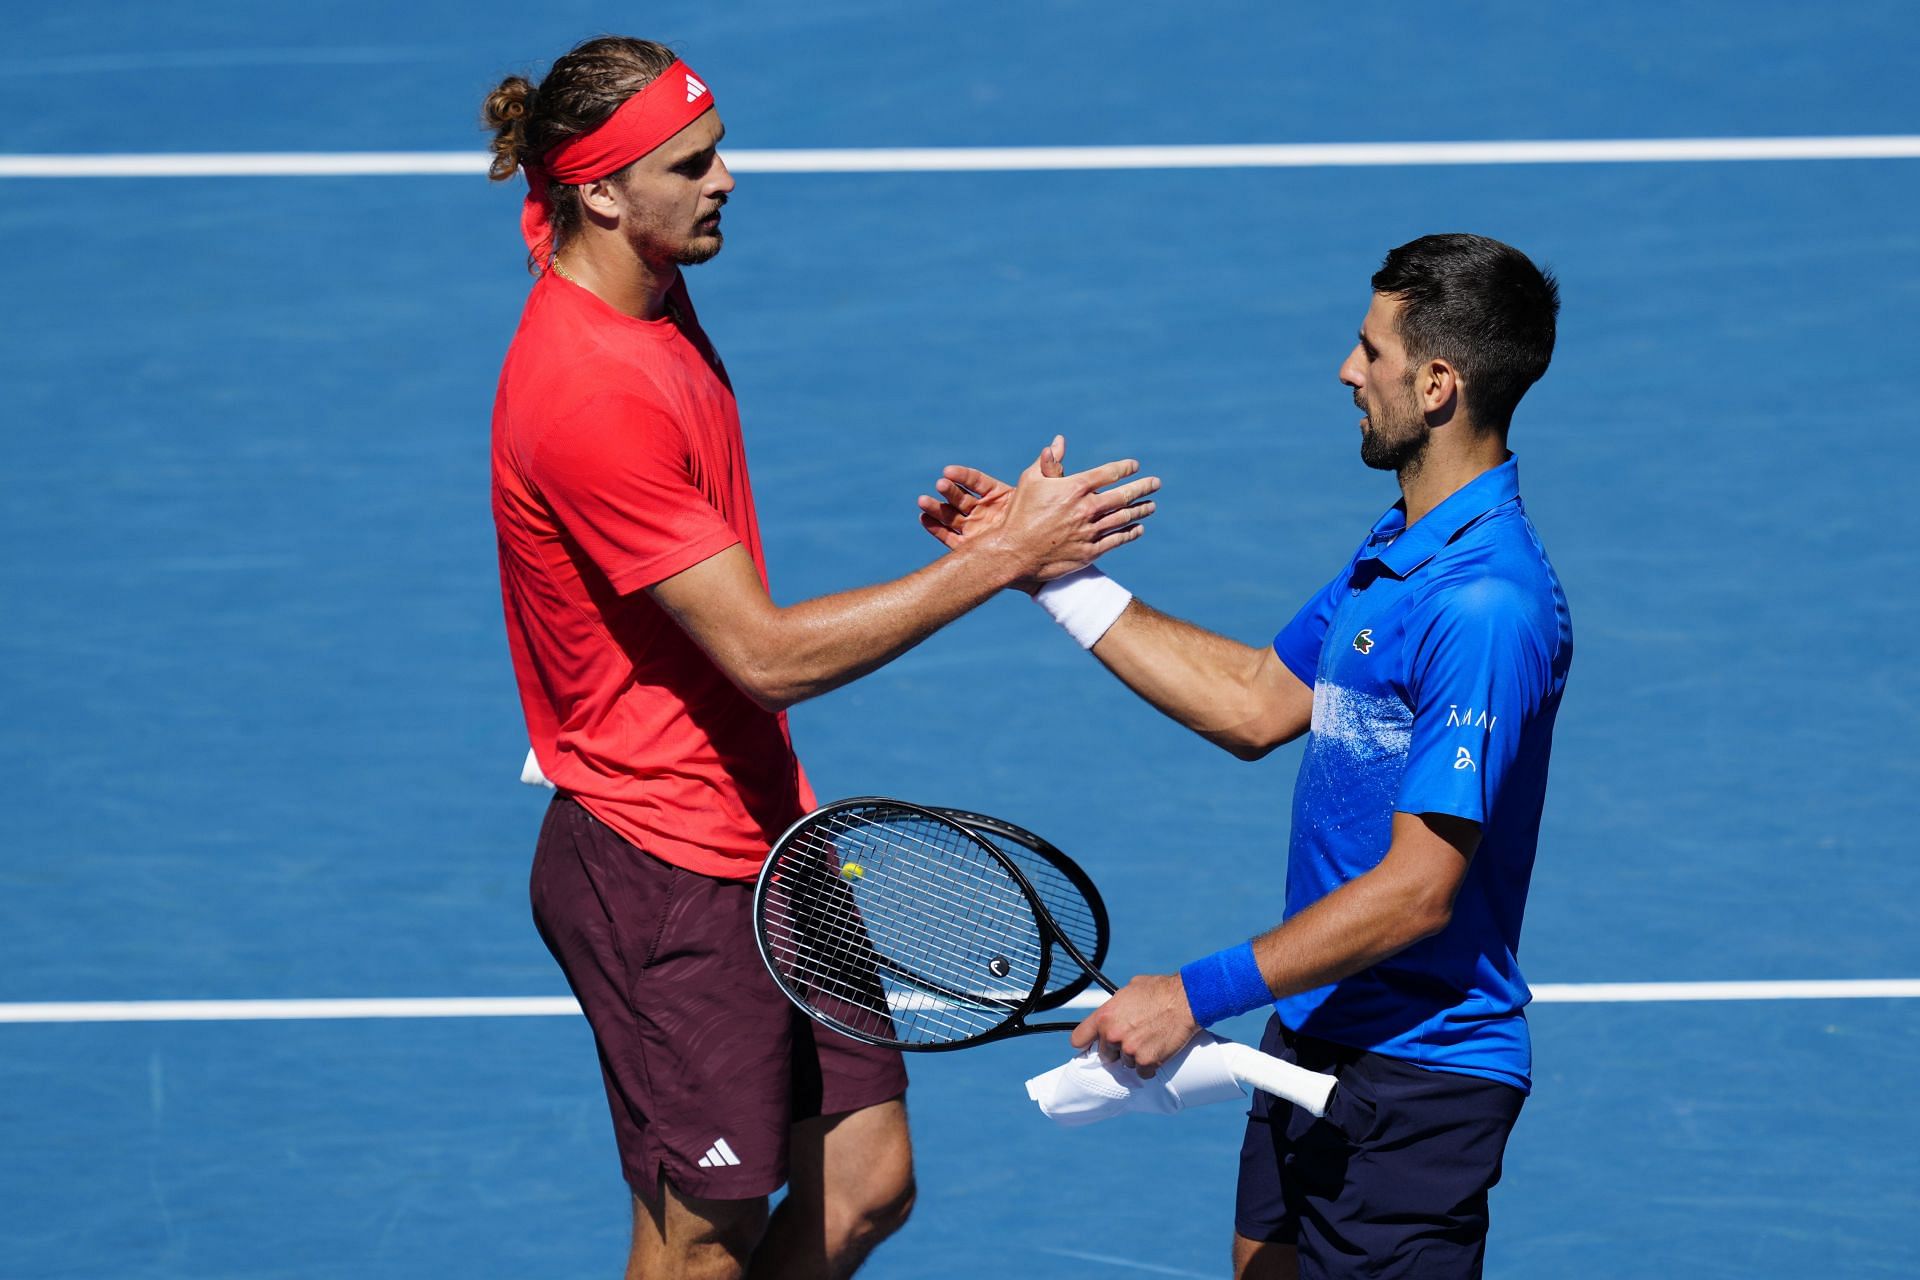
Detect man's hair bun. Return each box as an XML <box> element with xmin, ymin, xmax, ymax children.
<box><xmin>483</xmin><ymin>76</ymin><xmax>537</xmax><ymax>181</ymax></box>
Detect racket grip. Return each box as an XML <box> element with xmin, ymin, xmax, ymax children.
<box><xmin>1216</xmin><ymin>1042</ymin><xmax>1337</xmax><ymax>1117</ymax></box>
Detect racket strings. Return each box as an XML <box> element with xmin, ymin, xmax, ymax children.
<box><xmin>775</xmin><ymin>824</ymin><xmax>1029</xmax><ymax>975</ymax></box>
<box><xmin>761</xmin><ymin>806</ymin><xmax>1048</xmax><ymax>1046</ymax></box>
<box><xmin>764</xmin><ymin>867</ymin><xmax>1020</xmax><ymax>1042</ymax></box>
<box><xmin>772</xmin><ymin>818</ymin><xmax>1041</xmax><ymax>997</ymax></box>
<box><xmin>762</xmin><ymin>811</ymin><xmax>1097</xmax><ymax>1003</ymax></box>
<box><xmin>978</xmin><ymin>844</ymin><xmax>1093</xmax><ymax>933</ymax></box>
<box><xmin>973</xmin><ymin>843</ymin><xmax>1098</xmax><ymax>967</ymax></box>
<box><xmin>811</xmin><ymin>816</ymin><xmax>1085</xmax><ymax>973</ymax></box>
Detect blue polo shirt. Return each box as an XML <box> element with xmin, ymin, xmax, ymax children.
<box><xmin>1270</xmin><ymin>456</ymin><xmax>1570</xmax><ymax>1092</ymax></box>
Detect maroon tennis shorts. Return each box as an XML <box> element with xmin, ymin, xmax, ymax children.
<box><xmin>530</xmin><ymin>795</ymin><xmax>908</xmax><ymax>1200</ymax></box>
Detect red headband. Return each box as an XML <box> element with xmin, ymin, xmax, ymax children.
<box><xmin>520</xmin><ymin>59</ymin><xmax>717</xmax><ymax>264</ymax></box>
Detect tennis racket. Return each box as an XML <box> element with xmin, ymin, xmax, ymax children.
<box><xmin>930</xmin><ymin>806</ymin><xmax>1109</xmax><ymax>1012</ymax></box>
<box><xmin>753</xmin><ymin>797</ymin><xmax>1336</xmax><ymax>1116</ymax></box>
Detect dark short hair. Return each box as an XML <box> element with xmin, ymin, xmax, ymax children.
<box><xmin>1371</xmin><ymin>234</ymin><xmax>1560</xmax><ymax>429</ymax></box>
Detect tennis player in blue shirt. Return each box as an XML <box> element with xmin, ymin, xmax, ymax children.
<box><xmin>922</xmin><ymin>233</ymin><xmax>1569</xmax><ymax>1278</ymax></box>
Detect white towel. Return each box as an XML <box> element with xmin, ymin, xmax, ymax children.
<box><xmin>1024</xmin><ymin>1031</ymin><xmax>1248</xmax><ymax>1126</ymax></box>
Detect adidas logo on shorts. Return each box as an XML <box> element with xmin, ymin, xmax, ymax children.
<box><xmin>697</xmin><ymin>1137</ymin><xmax>741</xmax><ymax>1168</ymax></box>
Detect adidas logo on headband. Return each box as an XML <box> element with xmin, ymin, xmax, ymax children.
<box><xmin>685</xmin><ymin>73</ymin><xmax>708</xmax><ymax>103</ymax></box>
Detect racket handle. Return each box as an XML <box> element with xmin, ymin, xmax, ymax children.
<box><xmin>1216</xmin><ymin>1042</ymin><xmax>1338</xmax><ymax>1117</ymax></box>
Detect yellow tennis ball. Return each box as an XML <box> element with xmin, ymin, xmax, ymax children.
<box><xmin>840</xmin><ymin>862</ymin><xmax>865</xmax><ymax>879</ymax></box>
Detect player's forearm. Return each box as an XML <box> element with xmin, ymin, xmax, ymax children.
<box><xmin>1248</xmin><ymin>869</ymin><xmax>1454</xmax><ymax>1000</ymax></box>
<box><xmin>738</xmin><ymin>543</ymin><xmax>1020</xmax><ymax>710</ymax></box>
<box><xmin>1090</xmin><ymin>603</ymin><xmax>1287</xmax><ymax>757</ymax></box>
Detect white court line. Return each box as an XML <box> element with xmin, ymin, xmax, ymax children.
<box><xmin>1527</xmin><ymin>980</ymin><xmax>1920</xmax><ymax>1003</ymax></box>
<box><xmin>0</xmin><ymin>997</ymin><xmax>585</xmax><ymax>1024</ymax></box>
<box><xmin>2</xmin><ymin>136</ymin><xmax>1919</xmax><ymax>178</ymax></box>
<box><xmin>2</xmin><ymin>980</ymin><xmax>1917</xmax><ymax>1024</ymax></box>
<box><xmin>1036</xmin><ymin>1247</ymin><xmax>1213</xmax><ymax>1279</ymax></box>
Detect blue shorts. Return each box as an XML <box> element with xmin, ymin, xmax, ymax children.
<box><xmin>1236</xmin><ymin>1015</ymin><xmax>1525</xmax><ymax>1279</ymax></box>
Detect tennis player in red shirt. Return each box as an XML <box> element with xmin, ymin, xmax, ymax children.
<box><xmin>484</xmin><ymin>37</ymin><xmax>1157</xmax><ymax>1280</ymax></box>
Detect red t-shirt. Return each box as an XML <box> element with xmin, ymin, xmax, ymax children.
<box><xmin>491</xmin><ymin>271</ymin><xmax>814</xmax><ymax>878</ymax></box>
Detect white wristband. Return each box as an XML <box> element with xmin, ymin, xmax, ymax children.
<box><xmin>1033</xmin><ymin>567</ymin><xmax>1134</xmax><ymax>649</ymax></box>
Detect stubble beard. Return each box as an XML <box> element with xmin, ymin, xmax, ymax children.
<box><xmin>675</xmin><ymin>230</ymin><xmax>723</xmax><ymax>266</ymax></box>
<box><xmin>624</xmin><ymin>212</ymin><xmax>725</xmax><ymax>271</ymax></box>
<box><xmin>668</xmin><ymin>192</ymin><xmax>728</xmax><ymax>267</ymax></box>
<box><xmin>1358</xmin><ymin>382</ymin><xmax>1431</xmax><ymax>477</ymax></box>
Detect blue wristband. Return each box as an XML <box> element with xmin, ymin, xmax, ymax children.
<box><xmin>1179</xmin><ymin>940</ymin><xmax>1271</xmax><ymax>1027</ymax></box>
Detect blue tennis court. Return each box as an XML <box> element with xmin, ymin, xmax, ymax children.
<box><xmin>4</xmin><ymin>3</ymin><xmax>1917</xmax><ymax>1276</ymax></box>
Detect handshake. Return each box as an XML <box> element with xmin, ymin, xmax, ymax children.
<box><xmin>913</xmin><ymin>434</ymin><xmax>1159</xmax><ymax>592</ymax></box>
